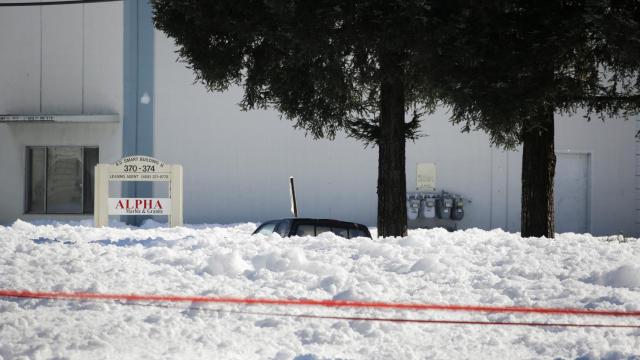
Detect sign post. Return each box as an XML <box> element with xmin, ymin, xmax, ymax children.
<box><xmin>94</xmin><ymin>156</ymin><xmax>183</xmax><ymax>227</ymax></box>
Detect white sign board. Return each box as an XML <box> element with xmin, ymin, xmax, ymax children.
<box><xmin>94</xmin><ymin>156</ymin><xmax>183</xmax><ymax>227</ymax></box>
<box><xmin>108</xmin><ymin>156</ymin><xmax>171</xmax><ymax>181</ymax></box>
<box><xmin>417</xmin><ymin>163</ymin><xmax>437</xmax><ymax>191</ymax></box>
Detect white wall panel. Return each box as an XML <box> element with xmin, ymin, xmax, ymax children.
<box><xmin>635</xmin><ymin>117</ymin><xmax>640</xmax><ymax>237</ymax></box>
<box><xmin>556</xmin><ymin>115</ymin><xmax>636</xmax><ymax>236</ymax></box>
<box><xmin>0</xmin><ymin>124</ymin><xmax>24</xmax><ymax>222</ymax></box>
<box><xmin>83</xmin><ymin>2</ymin><xmax>123</xmax><ymax>114</ymax></box>
<box><xmin>0</xmin><ymin>6</ymin><xmax>41</xmax><ymax>114</ymax></box>
<box><xmin>41</xmin><ymin>4</ymin><xmax>82</xmax><ymax>113</ymax></box>
<box><xmin>490</xmin><ymin>148</ymin><xmax>508</xmax><ymax>230</ymax></box>
<box><xmin>506</xmin><ymin>150</ymin><xmax>523</xmax><ymax>232</ymax></box>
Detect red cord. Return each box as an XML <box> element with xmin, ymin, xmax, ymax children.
<box><xmin>1</xmin><ymin>289</ymin><xmax>639</xmax><ymax>318</ymax></box>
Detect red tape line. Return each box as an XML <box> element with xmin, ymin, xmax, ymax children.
<box><xmin>1</xmin><ymin>289</ymin><xmax>639</xmax><ymax>318</ymax></box>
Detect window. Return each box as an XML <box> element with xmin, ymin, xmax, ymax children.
<box><xmin>332</xmin><ymin>227</ymin><xmax>349</xmax><ymax>238</ymax></box>
<box><xmin>26</xmin><ymin>146</ymin><xmax>99</xmax><ymax>214</ymax></box>
<box><xmin>315</xmin><ymin>226</ymin><xmax>349</xmax><ymax>238</ymax></box>
<box><xmin>294</xmin><ymin>224</ymin><xmax>315</xmax><ymax>237</ymax></box>
<box><xmin>349</xmin><ymin>228</ymin><xmax>369</xmax><ymax>239</ymax></box>
<box><xmin>255</xmin><ymin>222</ymin><xmax>277</xmax><ymax>235</ymax></box>
<box><xmin>275</xmin><ymin>220</ymin><xmax>292</xmax><ymax>237</ymax></box>
<box><xmin>316</xmin><ymin>226</ymin><xmax>332</xmax><ymax>235</ymax></box>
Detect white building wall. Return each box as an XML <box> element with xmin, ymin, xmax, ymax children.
<box><xmin>636</xmin><ymin>116</ymin><xmax>640</xmax><ymax>236</ymax></box>
<box><xmin>499</xmin><ymin>114</ymin><xmax>638</xmax><ymax>236</ymax></box>
<box><xmin>0</xmin><ymin>4</ymin><xmax>41</xmax><ymax>114</ymax></box>
<box><xmin>0</xmin><ymin>6</ymin><xmax>635</xmax><ymax>236</ymax></box>
<box><xmin>554</xmin><ymin>113</ymin><xmax>637</xmax><ymax>236</ymax></box>
<box><xmin>156</xmin><ymin>31</ymin><xmax>495</xmax><ymax>228</ymax></box>
<box><xmin>0</xmin><ymin>1</ymin><xmax>123</xmax><ymax>224</ymax></box>
<box><xmin>41</xmin><ymin>5</ymin><xmax>84</xmax><ymax>113</ymax></box>
<box><xmin>153</xmin><ymin>31</ymin><xmax>638</xmax><ymax>236</ymax></box>
<box><xmin>154</xmin><ymin>31</ymin><xmax>378</xmax><ymax>225</ymax></box>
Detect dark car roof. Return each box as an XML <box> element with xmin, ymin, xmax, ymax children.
<box><xmin>264</xmin><ymin>218</ymin><xmax>368</xmax><ymax>227</ymax></box>
<box><xmin>253</xmin><ymin>218</ymin><xmax>371</xmax><ymax>237</ymax></box>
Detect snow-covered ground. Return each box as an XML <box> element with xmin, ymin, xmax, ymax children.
<box><xmin>1</xmin><ymin>220</ymin><xmax>639</xmax><ymax>359</ymax></box>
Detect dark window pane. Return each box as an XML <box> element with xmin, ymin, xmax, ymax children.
<box><xmin>316</xmin><ymin>226</ymin><xmax>332</xmax><ymax>235</ymax></box>
<box><xmin>83</xmin><ymin>148</ymin><xmax>99</xmax><ymax>213</ymax></box>
<box><xmin>275</xmin><ymin>220</ymin><xmax>291</xmax><ymax>237</ymax></box>
<box><xmin>46</xmin><ymin>147</ymin><xmax>82</xmax><ymax>213</ymax></box>
<box><xmin>27</xmin><ymin>148</ymin><xmax>46</xmax><ymax>213</ymax></box>
<box><xmin>349</xmin><ymin>228</ymin><xmax>369</xmax><ymax>239</ymax></box>
<box><xmin>316</xmin><ymin>226</ymin><xmax>349</xmax><ymax>238</ymax></box>
<box><xmin>295</xmin><ymin>224</ymin><xmax>315</xmax><ymax>236</ymax></box>
<box><xmin>332</xmin><ymin>227</ymin><xmax>349</xmax><ymax>238</ymax></box>
<box><xmin>256</xmin><ymin>222</ymin><xmax>276</xmax><ymax>235</ymax></box>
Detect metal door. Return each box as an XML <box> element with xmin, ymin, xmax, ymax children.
<box><xmin>555</xmin><ymin>152</ymin><xmax>590</xmax><ymax>233</ymax></box>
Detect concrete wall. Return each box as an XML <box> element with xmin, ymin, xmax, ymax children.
<box><xmin>154</xmin><ymin>32</ymin><xmax>638</xmax><ymax>236</ymax></box>
<box><xmin>0</xmin><ymin>1</ymin><xmax>123</xmax><ymax>224</ymax></box>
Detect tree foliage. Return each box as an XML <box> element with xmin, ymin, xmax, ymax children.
<box><xmin>429</xmin><ymin>0</ymin><xmax>640</xmax><ymax>148</ymax></box>
<box><xmin>151</xmin><ymin>0</ymin><xmax>439</xmax><ymax>144</ymax></box>
<box><xmin>152</xmin><ymin>0</ymin><xmax>640</xmax><ymax>237</ymax></box>
<box><xmin>421</xmin><ymin>0</ymin><xmax>640</xmax><ymax>237</ymax></box>
<box><xmin>152</xmin><ymin>0</ymin><xmax>451</xmax><ymax>236</ymax></box>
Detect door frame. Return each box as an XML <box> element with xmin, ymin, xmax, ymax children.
<box><xmin>555</xmin><ymin>150</ymin><xmax>592</xmax><ymax>234</ymax></box>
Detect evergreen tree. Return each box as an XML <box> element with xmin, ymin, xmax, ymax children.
<box><xmin>428</xmin><ymin>0</ymin><xmax>640</xmax><ymax>237</ymax></box>
<box><xmin>151</xmin><ymin>0</ymin><xmax>440</xmax><ymax>236</ymax></box>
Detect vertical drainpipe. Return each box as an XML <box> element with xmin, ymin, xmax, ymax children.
<box><xmin>123</xmin><ymin>0</ymin><xmax>154</xmax><ymax>226</ymax></box>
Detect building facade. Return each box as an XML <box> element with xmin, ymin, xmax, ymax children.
<box><xmin>1</xmin><ymin>0</ymin><xmax>638</xmax><ymax>236</ymax></box>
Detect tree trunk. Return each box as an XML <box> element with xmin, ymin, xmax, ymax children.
<box><xmin>377</xmin><ymin>51</ymin><xmax>407</xmax><ymax>237</ymax></box>
<box><xmin>521</xmin><ymin>109</ymin><xmax>556</xmax><ymax>238</ymax></box>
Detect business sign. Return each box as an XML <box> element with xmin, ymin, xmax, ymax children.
<box><xmin>108</xmin><ymin>156</ymin><xmax>171</xmax><ymax>181</ymax></box>
<box><xmin>94</xmin><ymin>156</ymin><xmax>183</xmax><ymax>227</ymax></box>
<box><xmin>108</xmin><ymin>198</ymin><xmax>171</xmax><ymax>215</ymax></box>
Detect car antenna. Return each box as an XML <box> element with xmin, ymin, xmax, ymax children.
<box><xmin>289</xmin><ymin>176</ymin><xmax>298</xmax><ymax>218</ymax></box>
